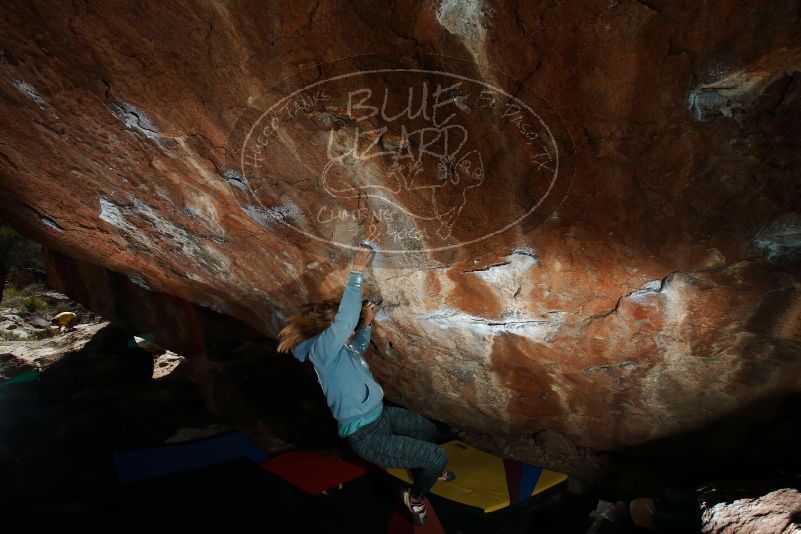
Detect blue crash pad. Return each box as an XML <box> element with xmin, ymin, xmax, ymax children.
<box><xmin>114</xmin><ymin>431</ymin><xmax>270</xmax><ymax>484</ymax></box>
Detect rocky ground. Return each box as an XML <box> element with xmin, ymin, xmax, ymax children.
<box><xmin>0</xmin><ymin>273</ymin><xmax>104</xmax><ymax>341</ymax></box>
<box><xmin>700</xmin><ymin>488</ymin><xmax>801</xmax><ymax>534</ymax></box>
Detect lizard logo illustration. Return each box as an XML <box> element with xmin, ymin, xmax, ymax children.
<box><xmin>234</xmin><ymin>58</ymin><xmax>574</xmax><ymax>268</ymax></box>
<box><xmin>320</xmin><ymin>115</ymin><xmax>485</xmax><ymax>240</ymax></box>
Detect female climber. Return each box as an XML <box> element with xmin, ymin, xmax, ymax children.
<box><xmin>276</xmin><ymin>245</ymin><xmax>454</xmax><ymax>525</ymax></box>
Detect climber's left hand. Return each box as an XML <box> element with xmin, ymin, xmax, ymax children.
<box><xmin>360</xmin><ymin>301</ymin><xmax>378</xmax><ymax>326</ymax></box>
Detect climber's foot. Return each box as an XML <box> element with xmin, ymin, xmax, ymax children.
<box><xmin>401</xmin><ymin>486</ymin><xmax>428</xmax><ymax>525</ymax></box>
<box><xmin>438</xmin><ymin>469</ymin><xmax>456</xmax><ymax>481</ymax></box>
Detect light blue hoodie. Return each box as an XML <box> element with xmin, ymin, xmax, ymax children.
<box><xmin>291</xmin><ymin>270</ymin><xmax>384</xmax><ymax>430</ymax></box>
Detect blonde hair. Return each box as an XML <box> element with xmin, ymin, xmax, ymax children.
<box><xmin>277</xmin><ymin>299</ymin><xmax>340</xmax><ymax>354</ymax></box>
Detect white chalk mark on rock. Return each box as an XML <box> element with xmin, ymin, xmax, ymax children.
<box><xmin>11</xmin><ymin>79</ymin><xmax>47</xmax><ymax>108</ymax></box>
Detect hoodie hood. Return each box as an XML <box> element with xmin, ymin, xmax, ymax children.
<box><xmin>292</xmin><ymin>337</ymin><xmax>314</xmax><ymax>362</ymax></box>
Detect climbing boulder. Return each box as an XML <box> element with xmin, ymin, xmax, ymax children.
<box><xmin>0</xmin><ymin>1</ymin><xmax>799</xmax><ymax>450</ymax></box>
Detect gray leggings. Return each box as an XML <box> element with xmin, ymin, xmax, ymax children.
<box><xmin>346</xmin><ymin>406</ymin><xmax>448</xmax><ymax>499</ymax></box>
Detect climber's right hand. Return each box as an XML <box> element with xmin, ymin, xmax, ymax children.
<box><xmin>352</xmin><ymin>245</ymin><xmax>374</xmax><ymax>271</ymax></box>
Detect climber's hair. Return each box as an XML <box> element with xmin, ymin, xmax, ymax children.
<box><xmin>276</xmin><ymin>299</ymin><xmax>339</xmax><ymax>353</ymax></box>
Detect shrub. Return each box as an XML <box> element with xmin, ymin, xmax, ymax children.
<box><xmin>3</xmin><ymin>285</ymin><xmax>21</xmax><ymax>300</ymax></box>
<box><xmin>23</xmin><ymin>296</ymin><xmax>46</xmax><ymax>313</ymax></box>
<box><xmin>1</xmin><ymin>285</ymin><xmax>24</xmax><ymax>309</ymax></box>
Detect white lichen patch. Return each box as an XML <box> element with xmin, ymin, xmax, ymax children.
<box><xmin>242</xmin><ymin>198</ymin><xmax>307</xmax><ymax>228</ymax></box>
<box><xmin>626</xmin><ymin>279</ymin><xmax>663</xmax><ymax>300</ymax></box>
<box><xmin>224</xmin><ymin>168</ymin><xmax>251</xmax><ymax>191</ymax></box>
<box><xmin>435</xmin><ymin>0</ymin><xmax>494</xmax><ymax>75</ymax></box>
<box><xmin>40</xmin><ymin>215</ymin><xmax>63</xmax><ymax>232</ymax></box>
<box><xmin>128</xmin><ymin>273</ymin><xmax>151</xmax><ymax>290</ymax></box>
<box><xmin>412</xmin><ymin>307</ymin><xmax>557</xmax><ymax>341</ymax></box>
<box><xmin>752</xmin><ymin>213</ymin><xmax>801</xmax><ymax>264</ymax></box>
<box><xmin>271</xmin><ymin>200</ymin><xmax>307</xmax><ymax>224</ymax></box>
<box><xmin>436</xmin><ymin>0</ymin><xmax>487</xmax><ymax>44</ymax></box>
<box><xmin>109</xmin><ymin>99</ymin><xmax>161</xmax><ymax>141</ymax></box>
<box><xmin>10</xmin><ymin>78</ymin><xmax>60</xmax><ymax>121</ymax></box>
<box><xmin>688</xmin><ymin>48</ymin><xmax>801</xmax><ymax>121</ymax></box>
<box><xmin>99</xmin><ymin>196</ymin><xmax>153</xmax><ymax>246</ymax></box>
<box><xmin>130</xmin><ymin>198</ymin><xmax>204</xmax><ymax>257</ymax></box>
<box><xmin>99</xmin><ymin>197</ymin><xmax>125</xmax><ymax>226</ymax></box>
<box><xmin>133</xmin><ymin>199</ymin><xmax>235</xmax><ymax>284</ymax></box>
<box><xmin>99</xmin><ymin>195</ymin><xmax>236</xmax><ymax>283</ymax></box>
<box><xmin>11</xmin><ymin>78</ymin><xmax>47</xmax><ymax>108</ymax></box>
<box><xmin>242</xmin><ymin>205</ymin><xmax>272</xmax><ymax>227</ymax></box>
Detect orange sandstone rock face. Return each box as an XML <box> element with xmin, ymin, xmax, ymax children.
<box><xmin>1</xmin><ymin>1</ymin><xmax>800</xmax><ymax>449</ymax></box>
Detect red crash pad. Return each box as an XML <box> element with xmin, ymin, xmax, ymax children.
<box><xmin>261</xmin><ymin>450</ymin><xmax>367</xmax><ymax>495</ymax></box>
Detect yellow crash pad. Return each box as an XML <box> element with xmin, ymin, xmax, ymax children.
<box><xmin>385</xmin><ymin>440</ymin><xmax>567</xmax><ymax>513</ymax></box>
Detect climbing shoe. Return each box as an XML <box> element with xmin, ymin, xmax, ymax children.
<box><xmin>401</xmin><ymin>486</ymin><xmax>428</xmax><ymax>525</ymax></box>
<box><xmin>438</xmin><ymin>469</ymin><xmax>456</xmax><ymax>481</ymax></box>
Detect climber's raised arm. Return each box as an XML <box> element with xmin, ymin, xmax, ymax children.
<box><xmin>312</xmin><ymin>247</ymin><xmax>374</xmax><ymax>355</ymax></box>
